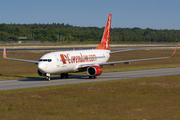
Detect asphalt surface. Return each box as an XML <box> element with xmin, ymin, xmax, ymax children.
<box><xmin>0</xmin><ymin>67</ymin><xmax>179</xmax><ymax>91</ymax></box>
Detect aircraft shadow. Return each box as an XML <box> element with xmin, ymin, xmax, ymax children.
<box><xmin>18</xmin><ymin>74</ymin><xmax>90</xmax><ymax>82</ymax></box>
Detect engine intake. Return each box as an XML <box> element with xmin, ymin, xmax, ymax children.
<box><xmin>87</xmin><ymin>66</ymin><xmax>102</xmax><ymax>76</ymax></box>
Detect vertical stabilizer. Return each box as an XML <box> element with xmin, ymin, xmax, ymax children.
<box><xmin>95</xmin><ymin>14</ymin><xmax>112</xmax><ymax>50</ymax></box>
<box><xmin>3</xmin><ymin>46</ymin><xmax>6</xmax><ymax>58</ymax></box>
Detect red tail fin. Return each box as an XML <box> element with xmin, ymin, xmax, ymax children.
<box><xmin>3</xmin><ymin>46</ymin><xmax>6</xmax><ymax>58</ymax></box>
<box><xmin>95</xmin><ymin>14</ymin><xmax>112</xmax><ymax>50</ymax></box>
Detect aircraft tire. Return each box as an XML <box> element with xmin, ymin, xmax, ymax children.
<box><xmin>89</xmin><ymin>76</ymin><xmax>92</xmax><ymax>79</ymax></box>
<box><xmin>46</xmin><ymin>76</ymin><xmax>50</xmax><ymax>81</ymax></box>
<box><xmin>65</xmin><ymin>73</ymin><xmax>69</xmax><ymax>78</ymax></box>
<box><xmin>61</xmin><ymin>73</ymin><xmax>65</xmax><ymax>79</ymax></box>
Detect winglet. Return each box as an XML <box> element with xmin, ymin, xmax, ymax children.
<box><xmin>169</xmin><ymin>43</ymin><xmax>178</xmax><ymax>58</ymax></box>
<box><xmin>3</xmin><ymin>46</ymin><xmax>6</xmax><ymax>58</ymax></box>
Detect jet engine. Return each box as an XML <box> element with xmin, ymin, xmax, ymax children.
<box><xmin>38</xmin><ymin>70</ymin><xmax>46</xmax><ymax>76</ymax></box>
<box><xmin>87</xmin><ymin>66</ymin><xmax>102</xmax><ymax>76</ymax></box>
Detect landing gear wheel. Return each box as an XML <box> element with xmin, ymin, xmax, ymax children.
<box><xmin>61</xmin><ymin>73</ymin><xmax>69</xmax><ymax>79</ymax></box>
<box><xmin>46</xmin><ymin>76</ymin><xmax>50</xmax><ymax>81</ymax></box>
<box><xmin>65</xmin><ymin>73</ymin><xmax>69</xmax><ymax>78</ymax></box>
<box><xmin>89</xmin><ymin>76</ymin><xmax>96</xmax><ymax>79</ymax></box>
<box><xmin>61</xmin><ymin>73</ymin><xmax>64</xmax><ymax>79</ymax></box>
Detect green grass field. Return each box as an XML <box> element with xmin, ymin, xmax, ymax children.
<box><xmin>0</xmin><ymin>75</ymin><xmax>180</xmax><ymax>119</ymax></box>
<box><xmin>0</xmin><ymin>45</ymin><xmax>180</xmax><ymax>119</ymax></box>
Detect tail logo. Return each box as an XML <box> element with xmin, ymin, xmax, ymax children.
<box><xmin>3</xmin><ymin>46</ymin><xmax>6</xmax><ymax>58</ymax></box>
<box><xmin>95</xmin><ymin>14</ymin><xmax>112</xmax><ymax>50</ymax></box>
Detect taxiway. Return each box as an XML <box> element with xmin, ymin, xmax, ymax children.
<box><xmin>0</xmin><ymin>67</ymin><xmax>179</xmax><ymax>91</ymax></box>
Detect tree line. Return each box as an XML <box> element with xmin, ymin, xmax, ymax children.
<box><xmin>0</xmin><ymin>23</ymin><xmax>180</xmax><ymax>43</ymax></box>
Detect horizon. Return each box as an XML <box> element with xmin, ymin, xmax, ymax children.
<box><xmin>1</xmin><ymin>23</ymin><xmax>179</xmax><ymax>30</ymax></box>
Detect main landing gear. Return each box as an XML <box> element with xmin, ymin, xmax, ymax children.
<box><xmin>89</xmin><ymin>76</ymin><xmax>96</xmax><ymax>79</ymax></box>
<box><xmin>45</xmin><ymin>73</ymin><xmax>69</xmax><ymax>81</ymax></box>
<box><xmin>61</xmin><ymin>73</ymin><xmax>69</xmax><ymax>79</ymax></box>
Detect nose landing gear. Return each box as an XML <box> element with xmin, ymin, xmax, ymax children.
<box><xmin>46</xmin><ymin>76</ymin><xmax>50</xmax><ymax>81</ymax></box>
<box><xmin>46</xmin><ymin>73</ymin><xmax>50</xmax><ymax>81</ymax></box>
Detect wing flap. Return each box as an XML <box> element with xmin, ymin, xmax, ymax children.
<box><xmin>110</xmin><ymin>48</ymin><xmax>143</xmax><ymax>53</ymax></box>
<box><xmin>99</xmin><ymin>57</ymin><xmax>169</xmax><ymax>66</ymax></box>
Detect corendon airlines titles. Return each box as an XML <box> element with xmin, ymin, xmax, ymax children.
<box><xmin>60</xmin><ymin>53</ymin><xmax>97</xmax><ymax>64</ymax></box>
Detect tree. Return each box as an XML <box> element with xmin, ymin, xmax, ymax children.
<box><xmin>35</xmin><ymin>34</ymin><xmax>43</xmax><ymax>40</ymax></box>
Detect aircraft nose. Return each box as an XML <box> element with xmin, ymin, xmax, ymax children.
<box><xmin>38</xmin><ymin>63</ymin><xmax>46</xmax><ymax>73</ymax></box>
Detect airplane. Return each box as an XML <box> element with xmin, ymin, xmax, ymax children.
<box><xmin>3</xmin><ymin>14</ymin><xmax>178</xmax><ymax>81</ymax></box>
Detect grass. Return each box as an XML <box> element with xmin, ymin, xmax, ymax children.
<box><xmin>0</xmin><ymin>48</ymin><xmax>179</xmax><ymax>80</ymax></box>
<box><xmin>0</xmin><ymin>43</ymin><xmax>177</xmax><ymax>49</ymax></box>
<box><xmin>0</xmin><ymin>44</ymin><xmax>180</xmax><ymax>119</ymax></box>
<box><xmin>0</xmin><ymin>74</ymin><xmax>180</xmax><ymax>119</ymax></box>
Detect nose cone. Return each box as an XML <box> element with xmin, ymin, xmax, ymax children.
<box><xmin>38</xmin><ymin>63</ymin><xmax>46</xmax><ymax>73</ymax></box>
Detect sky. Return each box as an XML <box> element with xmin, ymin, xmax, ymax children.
<box><xmin>1</xmin><ymin>0</ymin><xmax>180</xmax><ymax>29</ymax></box>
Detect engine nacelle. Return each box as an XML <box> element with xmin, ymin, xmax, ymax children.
<box><xmin>38</xmin><ymin>70</ymin><xmax>46</xmax><ymax>76</ymax></box>
<box><xmin>87</xmin><ymin>66</ymin><xmax>102</xmax><ymax>76</ymax></box>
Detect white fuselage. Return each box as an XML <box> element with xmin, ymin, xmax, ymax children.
<box><xmin>38</xmin><ymin>49</ymin><xmax>110</xmax><ymax>74</ymax></box>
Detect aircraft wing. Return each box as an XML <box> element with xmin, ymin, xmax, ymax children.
<box><xmin>79</xmin><ymin>44</ymin><xmax>178</xmax><ymax>68</ymax></box>
<box><xmin>3</xmin><ymin>46</ymin><xmax>39</xmax><ymax>64</ymax></box>
<box><xmin>110</xmin><ymin>48</ymin><xmax>144</xmax><ymax>53</ymax></box>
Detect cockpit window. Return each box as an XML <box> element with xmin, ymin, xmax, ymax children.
<box><xmin>48</xmin><ymin>59</ymin><xmax>52</xmax><ymax>62</ymax></box>
<box><xmin>39</xmin><ymin>59</ymin><xmax>52</xmax><ymax>62</ymax></box>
